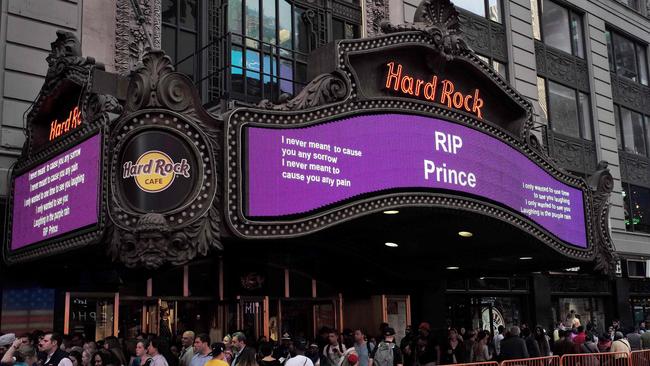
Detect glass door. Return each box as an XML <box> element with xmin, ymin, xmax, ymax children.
<box><xmin>66</xmin><ymin>292</ymin><xmax>117</xmax><ymax>340</ymax></box>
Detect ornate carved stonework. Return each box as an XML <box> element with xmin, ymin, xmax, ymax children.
<box><xmin>458</xmin><ymin>12</ymin><xmax>507</xmax><ymax>62</ymax></box>
<box><xmin>107</xmin><ymin>50</ymin><xmax>222</xmax><ymax>270</ymax></box>
<box><xmin>611</xmin><ymin>73</ymin><xmax>650</xmax><ymax>115</ymax></box>
<box><xmin>258</xmin><ymin>71</ymin><xmax>350</xmax><ymax>111</ymax></box>
<box><xmin>535</xmin><ymin>41</ymin><xmax>589</xmax><ymax>92</ymax></box>
<box><xmin>587</xmin><ymin>161</ymin><xmax>618</xmax><ymax>276</ymax></box>
<box><xmin>619</xmin><ymin>151</ymin><xmax>650</xmax><ymax>188</ymax></box>
<box><xmin>115</xmin><ymin>0</ymin><xmax>161</xmax><ymax>75</ymax></box>
<box><xmin>381</xmin><ymin>0</ymin><xmax>470</xmax><ymax>60</ymax></box>
<box><xmin>548</xmin><ymin>133</ymin><xmax>597</xmax><ymax>174</ymax></box>
<box><xmin>365</xmin><ymin>0</ymin><xmax>389</xmax><ymax>37</ymax></box>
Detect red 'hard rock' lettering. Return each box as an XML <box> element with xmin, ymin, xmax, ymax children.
<box><xmin>49</xmin><ymin>106</ymin><xmax>82</xmax><ymax>141</ymax></box>
<box><xmin>384</xmin><ymin>62</ymin><xmax>484</xmax><ymax>120</ymax></box>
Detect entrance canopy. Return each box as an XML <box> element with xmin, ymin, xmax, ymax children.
<box><xmin>223</xmin><ymin>0</ymin><xmax>616</xmax><ymax>274</ymax></box>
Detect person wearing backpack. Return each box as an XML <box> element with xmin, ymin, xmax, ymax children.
<box><xmin>369</xmin><ymin>328</ymin><xmax>402</xmax><ymax>366</ymax></box>
<box><xmin>321</xmin><ymin>330</ymin><xmax>346</xmax><ymax>366</ymax></box>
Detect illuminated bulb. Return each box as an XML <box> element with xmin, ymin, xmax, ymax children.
<box><xmin>458</xmin><ymin>231</ymin><xmax>473</xmax><ymax>238</ymax></box>
<box><xmin>519</xmin><ymin>257</ymin><xmax>533</xmax><ymax>260</ymax></box>
<box><xmin>385</xmin><ymin>242</ymin><xmax>399</xmax><ymax>248</ymax></box>
<box><xmin>446</xmin><ymin>266</ymin><xmax>460</xmax><ymax>270</ymax></box>
<box><xmin>383</xmin><ymin>210</ymin><xmax>400</xmax><ymax>215</ymax></box>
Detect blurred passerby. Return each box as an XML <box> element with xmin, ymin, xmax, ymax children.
<box><xmin>493</xmin><ymin>326</ymin><xmax>505</xmax><ymax>357</ymax></box>
<box><xmin>521</xmin><ymin>328</ymin><xmax>540</xmax><ymax>358</ymax></box>
<box><xmin>534</xmin><ymin>326</ymin><xmax>551</xmax><ymax>357</ymax></box>
<box><xmin>104</xmin><ymin>338</ymin><xmax>126</xmax><ymax>366</ymax></box>
<box><xmin>369</xmin><ymin>328</ymin><xmax>402</xmax><ymax>366</ymax></box>
<box><xmin>553</xmin><ymin>330</ymin><xmax>579</xmax><ymax>357</ymax></box>
<box><xmin>148</xmin><ymin>338</ymin><xmax>170</xmax><ymax>366</ymax></box>
<box><xmin>597</xmin><ymin>333</ymin><xmax>612</xmax><ymax>352</ymax></box>
<box><xmin>353</xmin><ymin>330</ymin><xmax>373</xmax><ymax>366</ymax></box>
<box><xmin>231</xmin><ymin>333</ymin><xmax>254</xmax><ymax>366</ymax></box>
<box><xmin>626</xmin><ymin>328</ymin><xmax>641</xmax><ymax>351</ymax></box>
<box><xmin>40</xmin><ymin>333</ymin><xmax>72</xmax><ymax>366</ymax></box>
<box><xmin>470</xmin><ymin>331</ymin><xmax>491</xmax><ymax>363</ymax></box>
<box><xmin>610</xmin><ymin>332</ymin><xmax>630</xmax><ymax>357</ymax></box>
<box><xmin>440</xmin><ymin>328</ymin><xmax>464</xmax><ymax>364</ymax></box>
<box><xmin>285</xmin><ymin>340</ymin><xmax>313</xmax><ymax>366</ymax></box>
<box><xmin>258</xmin><ymin>343</ymin><xmax>280</xmax><ymax>366</ymax></box>
<box><xmin>205</xmin><ymin>343</ymin><xmax>227</xmax><ymax>366</ymax></box>
<box><xmin>179</xmin><ymin>333</ymin><xmax>195</xmax><ymax>366</ymax></box>
<box><xmin>498</xmin><ymin>327</ymin><xmax>528</xmax><ymax>361</ymax></box>
<box><xmin>190</xmin><ymin>335</ymin><xmax>212</xmax><ymax>366</ymax></box>
<box><xmin>69</xmin><ymin>351</ymin><xmax>83</xmax><ymax>366</ymax></box>
<box><xmin>92</xmin><ymin>350</ymin><xmax>115</xmax><ymax>366</ymax></box>
<box><xmin>222</xmin><ymin>336</ymin><xmax>233</xmax><ymax>365</ymax></box>
<box><xmin>135</xmin><ymin>341</ymin><xmax>151</xmax><ymax>366</ymax></box>
<box><xmin>322</xmin><ymin>330</ymin><xmax>345</xmax><ymax>366</ymax></box>
<box><xmin>581</xmin><ymin>334</ymin><xmax>599</xmax><ymax>354</ymax></box>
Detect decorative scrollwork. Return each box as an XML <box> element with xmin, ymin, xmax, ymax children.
<box><xmin>125</xmin><ymin>50</ymin><xmax>196</xmax><ymax>113</ymax></box>
<box><xmin>258</xmin><ymin>71</ymin><xmax>350</xmax><ymax>110</ymax></box>
<box><xmin>587</xmin><ymin>161</ymin><xmax>617</xmax><ymax>277</ymax></box>
<box><xmin>380</xmin><ymin>0</ymin><xmax>470</xmax><ymax>60</ymax></box>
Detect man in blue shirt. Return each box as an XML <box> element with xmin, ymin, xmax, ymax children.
<box><xmin>190</xmin><ymin>334</ymin><xmax>213</xmax><ymax>366</ymax></box>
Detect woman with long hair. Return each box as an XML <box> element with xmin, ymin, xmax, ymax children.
<box><xmin>135</xmin><ymin>340</ymin><xmax>152</xmax><ymax>366</ymax></box>
<box><xmin>236</xmin><ymin>346</ymin><xmax>259</xmax><ymax>366</ymax></box>
<box><xmin>440</xmin><ymin>328</ymin><xmax>465</xmax><ymax>364</ymax></box>
<box><xmin>92</xmin><ymin>350</ymin><xmax>116</xmax><ymax>366</ymax></box>
<box><xmin>104</xmin><ymin>337</ymin><xmax>127</xmax><ymax>366</ymax></box>
<box><xmin>470</xmin><ymin>331</ymin><xmax>491</xmax><ymax>362</ymax></box>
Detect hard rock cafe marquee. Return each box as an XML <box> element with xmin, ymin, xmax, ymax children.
<box><xmin>4</xmin><ymin>1</ymin><xmax>616</xmax><ymax>294</ymax></box>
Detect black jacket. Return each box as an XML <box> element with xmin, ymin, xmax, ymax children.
<box><xmin>43</xmin><ymin>349</ymin><xmax>69</xmax><ymax>366</ymax></box>
<box><xmin>498</xmin><ymin>336</ymin><xmax>529</xmax><ymax>361</ymax></box>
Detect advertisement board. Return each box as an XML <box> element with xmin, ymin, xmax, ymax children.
<box><xmin>10</xmin><ymin>134</ymin><xmax>102</xmax><ymax>250</ymax></box>
<box><xmin>246</xmin><ymin>113</ymin><xmax>587</xmax><ymax>248</ymax></box>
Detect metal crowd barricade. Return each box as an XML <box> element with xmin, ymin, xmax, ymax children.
<box><xmin>630</xmin><ymin>349</ymin><xmax>650</xmax><ymax>366</ymax></box>
<box><xmin>453</xmin><ymin>362</ymin><xmax>499</xmax><ymax>366</ymax></box>
<box><xmin>560</xmin><ymin>351</ymin><xmax>629</xmax><ymax>366</ymax></box>
<box><xmin>500</xmin><ymin>355</ymin><xmax>560</xmax><ymax>366</ymax></box>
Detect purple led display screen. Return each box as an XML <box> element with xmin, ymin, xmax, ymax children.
<box><xmin>11</xmin><ymin>134</ymin><xmax>102</xmax><ymax>250</ymax></box>
<box><xmin>246</xmin><ymin>114</ymin><xmax>588</xmax><ymax>248</ymax></box>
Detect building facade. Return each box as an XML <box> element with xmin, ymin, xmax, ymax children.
<box><xmin>0</xmin><ymin>0</ymin><xmax>649</xmax><ymax>343</ymax></box>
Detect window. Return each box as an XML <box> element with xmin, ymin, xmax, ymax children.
<box><xmin>614</xmin><ymin>105</ymin><xmax>650</xmax><ymax>157</ymax></box>
<box><xmin>627</xmin><ymin>260</ymin><xmax>647</xmax><ymax>278</ymax></box>
<box><xmin>622</xmin><ymin>183</ymin><xmax>650</xmax><ymax>234</ymax></box>
<box><xmin>226</xmin><ymin>0</ymin><xmax>358</xmax><ymax>103</ymax></box>
<box><xmin>618</xmin><ymin>0</ymin><xmax>643</xmax><ymax>11</ymax></box>
<box><xmin>533</xmin><ymin>0</ymin><xmax>584</xmax><ymax>58</ymax></box>
<box><xmin>538</xmin><ymin>78</ymin><xmax>592</xmax><ymax>140</ymax></box>
<box><xmin>476</xmin><ymin>54</ymin><xmax>507</xmax><ymax>79</ymax></box>
<box><xmin>162</xmin><ymin>0</ymin><xmax>200</xmax><ymax>80</ymax></box>
<box><xmin>606</xmin><ymin>30</ymin><xmax>649</xmax><ymax>85</ymax></box>
<box><xmin>454</xmin><ymin>0</ymin><xmax>502</xmax><ymax>23</ymax></box>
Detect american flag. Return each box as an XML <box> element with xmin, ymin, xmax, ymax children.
<box><xmin>1</xmin><ymin>288</ymin><xmax>55</xmax><ymax>334</ymax></box>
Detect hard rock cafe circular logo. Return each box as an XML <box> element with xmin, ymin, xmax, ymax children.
<box><xmin>122</xmin><ymin>150</ymin><xmax>191</xmax><ymax>193</ymax></box>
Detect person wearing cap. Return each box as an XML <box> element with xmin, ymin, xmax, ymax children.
<box><xmin>284</xmin><ymin>339</ymin><xmax>313</xmax><ymax>366</ymax></box>
<box><xmin>272</xmin><ymin>334</ymin><xmax>292</xmax><ymax>363</ymax></box>
<box><xmin>369</xmin><ymin>328</ymin><xmax>402</xmax><ymax>366</ymax></box>
<box><xmin>39</xmin><ymin>333</ymin><xmax>72</xmax><ymax>366</ymax></box>
<box><xmin>2</xmin><ymin>337</ymin><xmax>38</xmax><ymax>366</ymax></box>
<box><xmin>0</xmin><ymin>334</ymin><xmax>17</xmax><ymax>363</ymax></box>
<box><xmin>204</xmin><ymin>343</ymin><xmax>227</xmax><ymax>366</ymax></box>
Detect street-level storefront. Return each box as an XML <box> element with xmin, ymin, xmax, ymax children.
<box><xmin>1</xmin><ymin>0</ymin><xmax>620</xmax><ymax>343</ymax></box>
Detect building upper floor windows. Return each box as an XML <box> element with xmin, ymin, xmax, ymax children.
<box><xmin>622</xmin><ymin>183</ymin><xmax>650</xmax><ymax>234</ymax></box>
<box><xmin>606</xmin><ymin>30</ymin><xmax>649</xmax><ymax>86</ymax></box>
<box><xmin>402</xmin><ymin>0</ymin><xmax>501</xmax><ymax>23</ymax></box>
<box><xmin>616</xmin><ymin>0</ymin><xmax>646</xmax><ymax>12</ymax></box>
<box><xmin>615</xmin><ymin>105</ymin><xmax>650</xmax><ymax>157</ymax></box>
<box><xmin>532</xmin><ymin>0</ymin><xmax>584</xmax><ymax>58</ymax></box>
<box><xmin>162</xmin><ymin>0</ymin><xmax>199</xmax><ymax>80</ymax></box>
<box><xmin>537</xmin><ymin>77</ymin><xmax>592</xmax><ymax>141</ymax></box>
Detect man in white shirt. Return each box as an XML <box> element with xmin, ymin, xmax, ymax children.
<box><xmin>285</xmin><ymin>339</ymin><xmax>314</xmax><ymax>366</ymax></box>
<box><xmin>493</xmin><ymin>326</ymin><xmax>505</xmax><ymax>357</ymax></box>
<box><xmin>39</xmin><ymin>333</ymin><xmax>73</xmax><ymax>366</ymax></box>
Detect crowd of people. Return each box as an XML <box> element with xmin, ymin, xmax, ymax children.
<box><xmin>0</xmin><ymin>317</ymin><xmax>649</xmax><ymax>366</ymax></box>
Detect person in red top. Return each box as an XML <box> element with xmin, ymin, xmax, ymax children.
<box><xmin>573</xmin><ymin>326</ymin><xmax>587</xmax><ymax>345</ymax></box>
